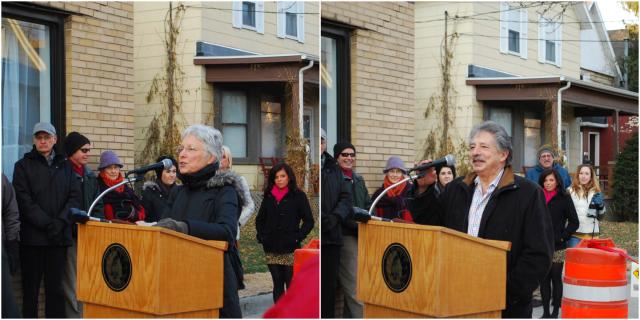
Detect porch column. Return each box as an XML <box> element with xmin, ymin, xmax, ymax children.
<box><xmin>614</xmin><ymin>110</ymin><xmax>620</xmax><ymax>155</ymax></box>
<box><xmin>549</xmin><ymin>98</ymin><xmax>559</xmax><ymax>150</ymax></box>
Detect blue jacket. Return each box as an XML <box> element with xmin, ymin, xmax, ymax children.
<box><xmin>525</xmin><ymin>163</ymin><xmax>572</xmax><ymax>188</ymax></box>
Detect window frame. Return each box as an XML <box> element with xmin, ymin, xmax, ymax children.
<box><xmin>232</xmin><ymin>0</ymin><xmax>264</xmax><ymax>34</ymax></box>
<box><xmin>277</xmin><ymin>1</ymin><xmax>304</xmax><ymax>43</ymax></box>
<box><xmin>499</xmin><ymin>2</ymin><xmax>528</xmax><ymax>59</ymax></box>
<box><xmin>214</xmin><ymin>83</ymin><xmax>285</xmax><ymax>165</ymax></box>
<box><xmin>538</xmin><ymin>16</ymin><xmax>562</xmax><ymax>67</ymax></box>
<box><xmin>241</xmin><ymin>1</ymin><xmax>257</xmax><ymax>30</ymax></box>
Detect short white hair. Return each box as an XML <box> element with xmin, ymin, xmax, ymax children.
<box><xmin>181</xmin><ymin>125</ymin><xmax>223</xmax><ymax>161</ymax></box>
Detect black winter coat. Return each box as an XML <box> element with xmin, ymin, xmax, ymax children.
<box><xmin>164</xmin><ymin>163</ymin><xmax>242</xmax><ymax>318</ymax></box>
<box><xmin>320</xmin><ymin>152</ymin><xmax>352</xmax><ymax>246</ymax></box>
<box><xmin>13</xmin><ymin>146</ymin><xmax>80</xmax><ymax>246</ymax></box>
<box><xmin>141</xmin><ymin>180</ymin><xmax>173</xmax><ymax>222</ymax></box>
<box><xmin>410</xmin><ymin>166</ymin><xmax>553</xmax><ymax>316</ymax></box>
<box><xmin>546</xmin><ymin>191</ymin><xmax>579</xmax><ymax>251</ymax></box>
<box><xmin>255</xmin><ymin>189</ymin><xmax>314</xmax><ymax>254</ymax></box>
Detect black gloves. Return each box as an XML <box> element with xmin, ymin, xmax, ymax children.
<box><xmin>156</xmin><ymin>218</ymin><xmax>189</xmax><ymax>234</ymax></box>
<box><xmin>5</xmin><ymin>240</ymin><xmax>19</xmax><ymax>275</ymax></box>
<box><xmin>47</xmin><ymin>219</ymin><xmax>67</xmax><ymax>243</ymax></box>
<box><xmin>352</xmin><ymin>207</ymin><xmax>372</xmax><ymax>223</ymax></box>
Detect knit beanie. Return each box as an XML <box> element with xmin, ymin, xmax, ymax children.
<box><xmin>384</xmin><ymin>156</ymin><xmax>407</xmax><ymax>174</ymax></box>
<box><xmin>537</xmin><ymin>144</ymin><xmax>556</xmax><ymax>159</ymax></box>
<box><xmin>65</xmin><ymin>132</ymin><xmax>90</xmax><ymax>156</ymax></box>
<box><xmin>98</xmin><ymin>150</ymin><xmax>123</xmax><ymax>170</ymax></box>
<box><xmin>154</xmin><ymin>155</ymin><xmax>178</xmax><ymax>179</ymax></box>
<box><xmin>333</xmin><ymin>142</ymin><xmax>356</xmax><ymax>158</ymax></box>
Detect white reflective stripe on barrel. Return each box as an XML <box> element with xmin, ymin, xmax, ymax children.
<box><xmin>563</xmin><ymin>283</ymin><xmax>628</xmax><ymax>302</ymax></box>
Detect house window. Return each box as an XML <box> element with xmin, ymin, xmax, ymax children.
<box><xmin>242</xmin><ymin>1</ymin><xmax>255</xmax><ymax>28</ymax></box>
<box><xmin>260</xmin><ymin>97</ymin><xmax>282</xmax><ymax>157</ymax></box>
<box><xmin>321</xmin><ymin>22</ymin><xmax>351</xmax><ymax>148</ymax></box>
<box><xmin>221</xmin><ymin>91</ymin><xmax>248</xmax><ymax>158</ymax></box>
<box><xmin>538</xmin><ymin>17</ymin><xmax>562</xmax><ymax>66</ymax></box>
<box><xmin>232</xmin><ymin>1</ymin><xmax>264</xmax><ymax>34</ymax></box>
<box><xmin>1</xmin><ymin>4</ymin><xmax>65</xmax><ymax>181</ymax></box>
<box><xmin>500</xmin><ymin>2</ymin><xmax>527</xmax><ymax>59</ymax></box>
<box><xmin>277</xmin><ymin>2</ymin><xmax>304</xmax><ymax>43</ymax></box>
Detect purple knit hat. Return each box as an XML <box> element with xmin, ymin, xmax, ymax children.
<box><xmin>98</xmin><ymin>150</ymin><xmax>123</xmax><ymax>170</ymax></box>
<box><xmin>383</xmin><ymin>156</ymin><xmax>406</xmax><ymax>174</ymax></box>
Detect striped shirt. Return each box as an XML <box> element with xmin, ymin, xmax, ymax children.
<box><xmin>467</xmin><ymin>169</ymin><xmax>505</xmax><ymax>237</ymax></box>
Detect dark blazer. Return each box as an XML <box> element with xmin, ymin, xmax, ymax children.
<box><xmin>13</xmin><ymin>145</ymin><xmax>80</xmax><ymax>246</ymax></box>
<box><xmin>410</xmin><ymin>166</ymin><xmax>554</xmax><ymax>318</ymax></box>
<box><xmin>255</xmin><ymin>189</ymin><xmax>314</xmax><ymax>254</ymax></box>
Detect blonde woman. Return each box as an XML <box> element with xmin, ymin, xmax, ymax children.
<box><xmin>567</xmin><ymin>164</ymin><xmax>605</xmax><ymax>247</ymax></box>
<box><xmin>219</xmin><ymin>145</ymin><xmax>255</xmax><ymax>241</ymax></box>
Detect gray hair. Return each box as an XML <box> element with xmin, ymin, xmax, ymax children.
<box><xmin>468</xmin><ymin>121</ymin><xmax>513</xmax><ymax>165</ymax></box>
<box><xmin>181</xmin><ymin>124</ymin><xmax>223</xmax><ymax>162</ymax></box>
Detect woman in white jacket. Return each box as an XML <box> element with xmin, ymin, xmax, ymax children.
<box><xmin>219</xmin><ymin>145</ymin><xmax>256</xmax><ymax>240</ymax></box>
<box><xmin>567</xmin><ymin>164</ymin><xmax>605</xmax><ymax>247</ymax></box>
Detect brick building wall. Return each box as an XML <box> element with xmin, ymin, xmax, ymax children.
<box><xmin>322</xmin><ymin>2</ymin><xmax>415</xmax><ymax>193</ymax></box>
<box><xmin>43</xmin><ymin>1</ymin><xmax>135</xmax><ymax>170</ymax></box>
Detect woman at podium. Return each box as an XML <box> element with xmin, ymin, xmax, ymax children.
<box><xmin>156</xmin><ymin>125</ymin><xmax>242</xmax><ymax>318</ymax></box>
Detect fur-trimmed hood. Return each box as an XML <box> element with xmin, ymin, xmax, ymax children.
<box><xmin>208</xmin><ymin>170</ymin><xmax>256</xmax><ymax>227</ymax></box>
<box><xmin>142</xmin><ymin>180</ymin><xmax>160</xmax><ymax>192</ymax></box>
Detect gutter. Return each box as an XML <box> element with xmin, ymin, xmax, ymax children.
<box><xmin>298</xmin><ymin>59</ymin><xmax>314</xmax><ymax>190</ymax></box>
<box><xmin>557</xmin><ymin>78</ymin><xmax>572</xmax><ymax>156</ymax></box>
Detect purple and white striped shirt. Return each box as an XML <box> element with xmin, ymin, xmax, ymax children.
<box><xmin>467</xmin><ymin>169</ymin><xmax>505</xmax><ymax>237</ymax></box>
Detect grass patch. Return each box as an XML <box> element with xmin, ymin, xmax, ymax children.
<box><xmin>599</xmin><ymin>220</ymin><xmax>638</xmax><ymax>257</ymax></box>
<box><xmin>239</xmin><ymin>194</ymin><xmax>319</xmax><ymax>274</ymax></box>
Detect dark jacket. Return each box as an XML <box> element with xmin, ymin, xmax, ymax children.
<box><xmin>410</xmin><ymin>166</ymin><xmax>553</xmax><ymax>316</ymax></box>
<box><xmin>371</xmin><ymin>182</ymin><xmax>413</xmax><ymax>221</ymax></box>
<box><xmin>321</xmin><ymin>152</ymin><xmax>352</xmax><ymax>246</ymax></box>
<box><xmin>72</xmin><ymin>165</ymin><xmax>103</xmax><ymax>217</ymax></box>
<box><xmin>255</xmin><ymin>189</ymin><xmax>314</xmax><ymax>254</ymax></box>
<box><xmin>546</xmin><ymin>191</ymin><xmax>579</xmax><ymax>251</ymax></box>
<box><xmin>141</xmin><ymin>180</ymin><xmax>173</xmax><ymax>222</ymax></box>
<box><xmin>342</xmin><ymin>171</ymin><xmax>371</xmax><ymax>237</ymax></box>
<box><xmin>526</xmin><ymin>163</ymin><xmax>571</xmax><ymax>189</ymax></box>
<box><xmin>164</xmin><ymin>163</ymin><xmax>242</xmax><ymax>318</ymax></box>
<box><xmin>12</xmin><ymin>146</ymin><xmax>80</xmax><ymax>246</ymax></box>
<box><xmin>2</xmin><ymin>174</ymin><xmax>20</xmax><ymax>242</ymax></box>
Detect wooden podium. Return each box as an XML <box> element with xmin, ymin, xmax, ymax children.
<box><xmin>77</xmin><ymin>221</ymin><xmax>228</xmax><ymax>318</ymax></box>
<box><xmin>357</xmin><ymin>220</ymin><xmax>511</xmax><ymax>318</ymax></box>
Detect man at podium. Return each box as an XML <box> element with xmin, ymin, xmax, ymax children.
<box><xmin>409</xmin><ymin>121</ymin><xmax>553</xmax><ymax>318</ymax></box>
<box><xmin>156</xmin><ymin>125</ymin><xmax>242</xmax><ymax>318</ymax></box>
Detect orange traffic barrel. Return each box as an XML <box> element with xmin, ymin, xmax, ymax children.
<box><xmin>294</xmin><ymin>238</ymin><xmax>319</xmax><ymax>276</ymax></box>
<box><xmin>562</xmin><ymin>238</ymin><xmax>628</xmax><ymax>318</ymax></box>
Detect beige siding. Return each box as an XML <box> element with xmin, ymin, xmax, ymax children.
<box><xmin>43</xmin><ymin>1</ymin><xmax>135</xmax><ymax>171</ymax></box>
<box><xmin>322</xmin><ymin>2</ymin><xmax>415</xmax><ymax>193</ymax></box>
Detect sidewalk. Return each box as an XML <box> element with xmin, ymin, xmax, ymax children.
<box><xmin>240</xmin><ymin>272</ymin><xmax>273</xmax><ymax>318</ymax></box>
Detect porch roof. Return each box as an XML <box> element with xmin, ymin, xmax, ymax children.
<box><xmin>466</xmin><ymin>76</ymin><xmax>638</xmax><ymax>116</ymax></box>
<box><xmin>194</xmin><ymin>53</ymin><xmax>319</xmax><ymax>84</ymax></box>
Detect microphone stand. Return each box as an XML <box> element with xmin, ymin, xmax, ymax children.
<box><xmin>87</xmin><ymin>174</ymin><xmax>142</xmax><ymax>218</ymax></box>
<box><xmin>368</xmin><ymin>172</ymin><xmax>424</xmax><ymax>217</ymax></box>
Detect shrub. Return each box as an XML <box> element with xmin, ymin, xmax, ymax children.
<box><xmin>612</xmin><ymin>132</ymin><xmax>638</xmax><ymax>222</ymax></box>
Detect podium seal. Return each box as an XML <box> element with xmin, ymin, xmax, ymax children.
<box><xmin>381</xmin><ymin>243</ymin><xmax>412</xmax><ymax>293</ymax></box>
<box><xmin>102</xmin><ymin>243</ymin><xmax>132</xmax><ymax>292</ymax></box>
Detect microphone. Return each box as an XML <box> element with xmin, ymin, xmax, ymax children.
<box><xmin>70</xmin><ymin>208</ymin><xmax>110</xmax><ymax>224</ymax></box>
<box><xmin>126</xmin><ymin>158</ymin><xmax>173</xmax><ymax>176</ymax></box>
<box><xmin>409</xmin><ymin>154</ymin><xmax>456</xmax><ymax>172</ymax></box>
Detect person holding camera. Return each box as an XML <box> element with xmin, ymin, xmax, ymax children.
<box><xmin>567</xmin><ymin>164</ymin><xmax>605</xmax><ymax>247</ymax></box>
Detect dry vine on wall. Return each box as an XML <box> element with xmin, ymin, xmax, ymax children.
<box><xmin>138</xmin><ymin>3</ymin><xmax>186</xmax><ymax>168</ymax></box>
<box><xmin>281</xmin><ymin>68</ymin><xmax>310</xmax><ymax>193</ymax></box>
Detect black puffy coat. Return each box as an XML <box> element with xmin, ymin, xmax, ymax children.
<box><xmin>12</xmin><ymin>146</ymin><xmax>80</xmax><ymax>246</ymax></box>
<box><xmin>546</xmin><ymin>191</ymin><xmax>579</xmax><ymax>251</ymax></box>
<box><xmin>320</xmin><ymin>152</ymin><xmax>352</xmax><ymax>246</ymax></box>
<box><xmin>410</xmin><ymin>166</ymin><xmax>553</xmax><ymax>317</ymax></box>
<box><xmin>164</xmin><ymin>163</ymin><xmax>241</xmax><ymax>318</ymax></box>
<box><xmin>255</xmin><ymin>189</ymin><xmax>314</xmax><ymax>254</ymax></box>
<box><xmin>141</xmin><ymin>180</ymin><xmax>173</xmax><ymax>222</ymax></box>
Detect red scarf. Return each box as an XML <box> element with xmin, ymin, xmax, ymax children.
<box><xmin>71</xmin><ymin>163</ymin><xmax>84</xmax><ymax>177</ymax></box>
<box><xmin>271</xmin><ymin>185</ymin><xmax>289</xmax><ymax>204</ymax></box>
<box><xmin>543</xmin><ymin>189</ymin><xmax>557</xmax><ymax>204</ymax></box>
<box><xmin>341</xmin><ymin>168</ymin><xmax>353</xmax><ymax>179</ymax></box>
<box><xmin>383</xmin><ymin>175</ymin><xmax>407</xmax><ymax>198</ymax></box>
<box><xmin>99</xmin><ymin>171</ymin><xmax>125</xmax><ymax>193</ymax></box>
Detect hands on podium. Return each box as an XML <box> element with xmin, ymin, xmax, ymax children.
<box><xmin>155</xmin><ymin>218</ymin><xmax>189</xmax><ymax>234</ymax></box>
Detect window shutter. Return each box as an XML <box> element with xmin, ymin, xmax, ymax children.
<box><xmin>232</xmin><ymin>1</ymin><xmax>242</xmax><ymax>29</ymax></box>
<box><xmin>277</xmin><ymin>2</ymin><xmax>285</xmax><ymax>38</ymax></box>
<box><xmin>296</xmin><ymin>1</ymin><xmax>304</xmax><ymax>43</ymax></box>
<box><xmin>538</xmin><ymin>15</ymin><xmax>545</xmax><ymax>63</ymax></box>
<box><xmin>555</xmin><ymin>22</ymin><xmax>562</xmax><ymax>67</ymax></box>
<box><xmin>519</xmin><ymin>8</ymin><xmax>528</xmax><ymax>59</ymax></box>
<box><xmin>499</xmin><ymin>2</ymin><xmax>508</xmax><ymax>53</ymax></box>
<box><xmin>256</xmin><ymin>1</ymin><xmax>265</xmax><ymax>34</ymax></box>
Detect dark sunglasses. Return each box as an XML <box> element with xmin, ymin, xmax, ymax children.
<box><xmin>80</xmin><ymin>148</ymin><xmax>91</xmax><ymax>153</ymax></box>
<box><xmin>340</xmin><ymin>152</ymin><xmax>356</xmax><ymax>158</ymax></box>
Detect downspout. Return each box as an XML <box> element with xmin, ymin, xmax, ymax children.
<box><xmin>298</xmin><ymin>59</ymin><xmax>314</xmax><ymax>191</ymax></box>
<box><xmin>557</xmin><ymin>79</ymin><xmax>571</xmax><ymax>162</ymax></box>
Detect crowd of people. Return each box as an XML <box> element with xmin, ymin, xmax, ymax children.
<box><xmin>1</xmin><ymin>122</ymin><xmax>315</xmax><ymax>318</ymax></box>
<box><xmin>321</xmin><ymin>121</ymin><xmax>607</xmax><ymax>319</ymax></box>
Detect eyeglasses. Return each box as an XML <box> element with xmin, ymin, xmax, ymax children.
<box><xmin>80</xmin><ymin>148</ymin><xmax>91</xmax><ymax>153</ymax></box>
<box><xmin>340</xmin><ymin>152</ymin><xmax>356</xmax><ymax>158</ymax></box>
<box><xmin>176</xmin><ymin>145</ymin><xmax>198</xmax><ymax>154</ymax></box>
